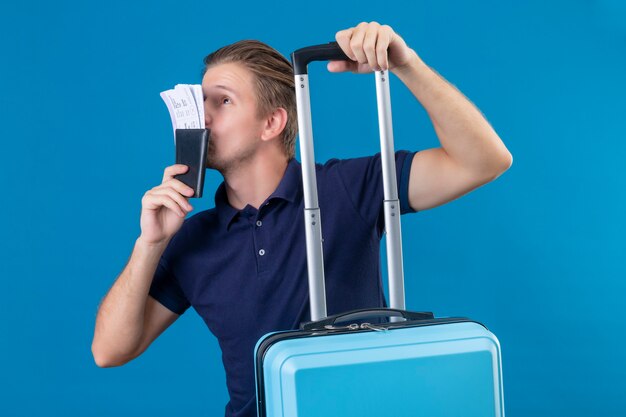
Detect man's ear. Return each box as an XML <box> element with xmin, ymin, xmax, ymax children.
<box><xmin>260</xmin><ymin>107</ymin><xmax>288</xmax><ymax>142</ymax></box>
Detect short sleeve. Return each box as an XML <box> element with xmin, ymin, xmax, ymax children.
<box><xmin>335</xmin><ymin>150</ymin><xmax>417</xmax><ymax>229</ymax></box>
<box><xmin>398</xmin><ymin>151</ymin><xmax>417</xmax><ymax>215</ymax></box>
<box><xmin>149</xmin><ymin>256</ymin><xmax>191</xmax><ymax>315</ymax></box>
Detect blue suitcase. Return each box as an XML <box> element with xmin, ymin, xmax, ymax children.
<box><xmin>255</xmin><ymin>43</ymin><xmax>505</xmax><ymax>417</ymax></box>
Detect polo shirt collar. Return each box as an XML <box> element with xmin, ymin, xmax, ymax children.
<box><xmin>267</xmin><ymin>158</ymin><xmax>301</xmax><ymax>204</ymax></box>
<box><xmin>214</xmin><ymin>158</ymin><xmax>302</xmax><ymax>230</ymax></box>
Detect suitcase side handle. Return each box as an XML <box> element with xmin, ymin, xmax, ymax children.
<box><xmin>300</xmin><ymin>308</ymin><xmax>434</xmax><ymax>331</ymax></box>
<box><xmin>291</xmin><ymin>42</ymin><xmax>350</xmax><ymax>75</ymax></box>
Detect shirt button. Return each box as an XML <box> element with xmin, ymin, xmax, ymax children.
<box><xmin>256</xmin><ymin>220</ymin><xmax>263</xmax><ymax>227</ymax></box>
<box><xmin>259</xmin><ymin>249</ymin><xmax>266</xmax><ymax>256</ymax></box>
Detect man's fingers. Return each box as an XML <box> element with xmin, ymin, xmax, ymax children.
<box><xmin>377</xmin><ymin>25</ymin><xmax>394</xmax><ymax>70</ymax></box>
<box><xmin>349</xmin><ymin>23</ymin><xmax>368</xmax><ymax>65</ymax></box>
<box><xmin>143</xmin><ymin>193</ymin><xmax>186</xmax><ymax>218</ymax></box>
<box><xmin>144</xmin><ymin>180</ymin><xmax>194</xmax><ymax>217</ymax></box>
<box><xmin>363</xmin><ymin>22</ymin><xmax>382</xmax><ymax>70</ymax></box>
<box><xmin>335</xmin><ymin>28</ymin><xmax>356</xmax><ymax>61</ymax></box>
<box><xmin>151</xmin><ymin>187</ymin><xmax>193</xmax><ymax>213</ymax></box>
<box><xmin>162</xmin><ymin>178</ymin><xmax>195</xmax><ymax>197</ymax></box>
<box><xmin>162</xmin><ymin>164</ymin><xmax>189</xmax><ymax>183</ymax></box>
<box><xmin>143</xmin><ymin>166</ymin><xmax>196</xmax><ymax>220</ymax></box>
<box><xmin>327</xmin><ymin>60</ymin><xmax>358</xmax><ymax>73</ymax></box>
<box><xmin>335</xmin><ymin>22</ymin><xmax>392</xmax><ymax>73</ymax></box>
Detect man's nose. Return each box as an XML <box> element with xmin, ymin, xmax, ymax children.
<box><xmin>204</xmin><ymin>111</ymin><xmax>212</xmax><ymax>129</ymax></box>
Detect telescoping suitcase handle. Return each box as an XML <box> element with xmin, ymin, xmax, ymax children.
<box><xmin>292</xmin><ymin>42</ymin><xmax>406</xmax><ymax>321</ymax></box>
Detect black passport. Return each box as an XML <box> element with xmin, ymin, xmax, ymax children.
<box><xmin>174</xmin><ymin>128</ymin><xmax>210</xmax><ymax>198</ymax></box>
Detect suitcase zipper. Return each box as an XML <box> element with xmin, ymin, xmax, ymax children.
<box><xmin>360</xmin><ymin>322</ymin><xmax>389</xmax><ymax>332</ymax></box>
<box><xmin>324</xmin><ymin>323</ymin><xmax>389</xmax><ymax>332</ymax></box>
<box><xmin>323</xmin><ymin>323</ymin><xmax>359</xmax><ymax>331</ymax></box>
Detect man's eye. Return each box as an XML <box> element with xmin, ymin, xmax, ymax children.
<box><xmin>222</xmin><ymin>97</ymin><xmax>232</xmax><ymax>105</ymax></box>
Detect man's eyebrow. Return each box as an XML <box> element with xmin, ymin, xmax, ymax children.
<box><xmin>205</xmin><ymin>85</ymin><xmax>239</xmax><ymax>96</ymax></box>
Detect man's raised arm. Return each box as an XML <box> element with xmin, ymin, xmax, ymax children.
<box><xmin>329</xmin><ymin>22</ymin><xmax>512</xmax><ymax>211</ymax></box>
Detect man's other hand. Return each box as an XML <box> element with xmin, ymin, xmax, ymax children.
<box><xmin>328</xmin><ymin>21</ymin><xmax>418</xmax><ymax>74</ymax></box>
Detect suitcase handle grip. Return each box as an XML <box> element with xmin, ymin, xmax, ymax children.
<box><xmin>291</xmin><ymin>42</ymin><xmax>350</xmax><ymax>75</ymax></box>
<box><xmin>300</xmin><ymin>308</ymin><xmax>434</xmax><ymax>331</ymax></box>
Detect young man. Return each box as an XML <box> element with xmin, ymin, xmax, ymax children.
<box><xmin>92</xmin><ymin>22</ymin><xmax>511</xmax><ymax>417</ymax></box>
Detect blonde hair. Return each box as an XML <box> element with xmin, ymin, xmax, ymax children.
<box><xmin>203</xmin><ymin>40</ymin><xmax>297</xmax><ymax>159</ymax></box>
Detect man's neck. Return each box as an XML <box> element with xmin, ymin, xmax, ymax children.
<box><xmin>223</xmin><ymin>155</ymin><xmax>289</xmax><ymax>210</ymax></box>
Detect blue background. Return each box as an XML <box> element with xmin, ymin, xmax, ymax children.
<box><xmin>1</xmin><ymin>0</ymin><xmax>625</xmax><ymax>415</ymax></box>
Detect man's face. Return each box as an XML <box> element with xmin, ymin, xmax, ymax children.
<box><xmin>202</xmin><ymin>62</ymin><xmax>265</xmax><ymax>173</ymax></box>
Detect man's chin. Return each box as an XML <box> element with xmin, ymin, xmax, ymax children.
<box><xmin>206</xmin><ymin>146</ymin><xmax>256</xmax><ymax>175</ymax></box>
<box><xmin>206</xmin><ymin>158</ymin><xmax>225</xmax><ymax>173</ymax></box>
<box><xmin>206</xmin><ymin>154</ymin><xmax>230</xmax><ymax>174</ymax></box>
<box><xmin>205</xmin><ymin>141</ymin><xmax>220</xmax><ymax>169</ymax></box>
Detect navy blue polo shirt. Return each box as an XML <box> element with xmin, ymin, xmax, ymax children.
<box><xmin>149</xmin><ymin>151</ymin><xmax>416</xmax><ymax>417</ymax></box>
